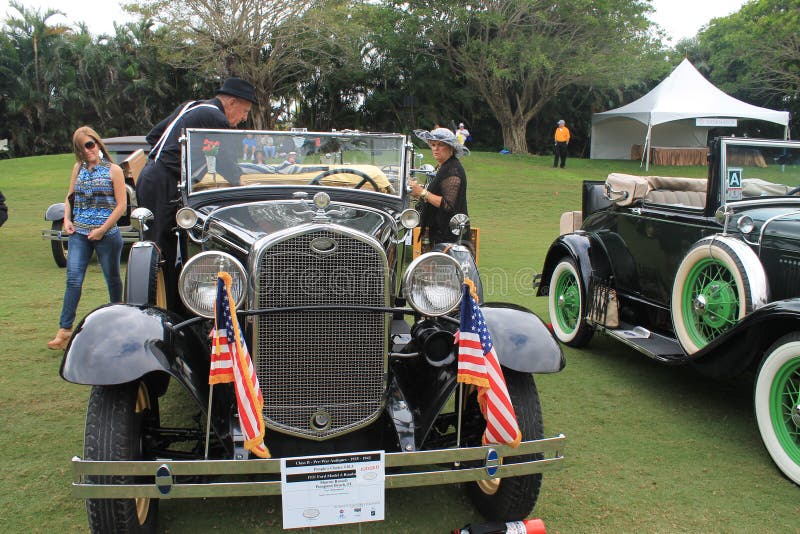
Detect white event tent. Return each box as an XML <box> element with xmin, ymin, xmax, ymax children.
<box><xmin>590</xmin><ymin>58</ymin><xmax>790</xmax><ymax>168</ymax></box>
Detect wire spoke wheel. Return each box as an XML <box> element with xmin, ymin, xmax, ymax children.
<box><xmin>756</xmin><ymin>334</ymin><xmax>800</xmax><ymax>485</ymax></box>
<box><xmin>769</xmin><ymin>356</ymin><xmax>800</xmax><ymax>463</ymax></box>
<box><xmin>672</xmin><ymin>238</ymin><xmax>763</xmax><ymax>354</ymax></box>
<box><xmin>548</xmin><ymin>257</ymin><xmax>593</xmax><ymax>347</ymax></box>
<box><xmin>683</xmin><ymin>258</ymin><xmax>739</xmax><ymax>346</ymax></box>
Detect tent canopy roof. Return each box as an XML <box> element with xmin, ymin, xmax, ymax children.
<box><xmin>593</xmin><ymin>58</ymin><xmax>789</xmax><ymax>127</ymax></box>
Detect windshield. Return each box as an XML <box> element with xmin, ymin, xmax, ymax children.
<box><xmin>184</xmin><ymin>129</ymin><xmax>406</xmax><ymax>197</ymax></box>
<box><xmin>723</xmin><ymin>139</ymin><xmax>800</xmax><ymax>201</ymax></box>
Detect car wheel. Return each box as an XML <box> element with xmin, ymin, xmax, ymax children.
<box><xmin>548</xmin><ymin>257</ymin><xmax>593</xmax><ymax>347</ymax></box>
<box><xmin>125</xmin><ymin>244</ymin><xmax>167</xmax><ymax>307</ymax></box>
<box><xmin>755</xmin><ymin>333</ymin><xmax>800</xmax><ymax>485</ymax></box>
<box><xmin>466</xmin><ymin>370</ymin><xmax>543</xmax><ymax>521</ymax></box>
<box><xmin>671</xmin><ymin>239</ymin><xmax>759</xmax><ymax>354</ymax></box>
<box><xmin>85</xmin><ymin>381</ymin><xmax>159</xmax><ymax>533</ymax></box>
<box><xmin>51</xmin><ymin>220</ymin><xmax>68</xmax><ymax>268</ymax></box>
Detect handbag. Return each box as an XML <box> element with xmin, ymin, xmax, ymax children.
<box><xmin>589</xmin><ymin>286</ymin><xmax>619</xmax><ymax>328</ymax></box>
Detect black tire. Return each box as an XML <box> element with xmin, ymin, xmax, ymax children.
<box><xmin>51</xmin><ymin>220</ymin><xmax>68</xmax><ymax>268</ymax></box>
<box><xmin>125</xmin><ymin>243</ymin><xmax>167</xmax><ymax>307</ymax></box>
<box><xmin>466</xmin><ymin>370</ymin><xmax>544</xmax><ymax>521</ymax></box>
<box><xmin>85</xmin><ymin>381</ymin><xmax>159</xmax><ymax>533</ymax></box>
<box><xmin>548</xmin><ymin>257</ymin><xmax>593</xmax><ymax>347</ymax></box>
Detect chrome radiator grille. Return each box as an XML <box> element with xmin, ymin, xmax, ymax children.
<box><xmin>254</xmin><ymin>229</ymin><xmax>388</xmax><ymax>439</ymax></box>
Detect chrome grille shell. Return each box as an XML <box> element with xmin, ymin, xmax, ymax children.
<box><xmin>250</xmin><ymin>224</ymin><xmax>389</xmax><ymax>440</ymax></box>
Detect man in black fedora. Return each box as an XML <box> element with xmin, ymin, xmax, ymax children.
<box><xmin>135</xmin><ymin>76</ymin><xmax>257</xmax><ymax>309</ymax></box>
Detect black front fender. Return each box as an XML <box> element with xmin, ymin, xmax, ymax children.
<box><xmin>537</xmin><ymin>233</ymin><xmax>594</xmax><ymax>297</ymax></box>
<box><xmin>45</xmin><ymin>202</ymin><xmax>65</xmax><ymax>221</ymax></box>
<box><xmin>481</xmin><ymin>303</ymin><xmax>565</xmax><ymax>374</ymax></box>
<box><xmin>60</xmin><ymin>303</ymin><xmax>209</xmax><ymax>392</ymax></box>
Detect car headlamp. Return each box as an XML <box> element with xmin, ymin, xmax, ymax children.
<box><xmin>179</xmin><ymin>251</ymin><xmax>247</xmax><ymax>318</ymax></box>
<box><xmin>400</xmin><ymin>208</ymin><xmax>420</xmax><ymax>229</ymax></box>
<box><xmin>403</xmin><ymin>252</ymin><xmax>464</xmax><ymax>316</ymax></box>
<box><xmin>736</xmin><ymin>215</ymin><xmax>754</xmax><ymax>234</ymax></box>
<box><xmin>176</xmin><ymin>207</ymin><xmax>198</xmax><ymax>229</ymax></box>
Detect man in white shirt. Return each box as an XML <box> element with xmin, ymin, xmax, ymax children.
<box><xmin>456</xmin><ymin>123</ymin><xmax>470</xmax><ymax>146</ymax></box>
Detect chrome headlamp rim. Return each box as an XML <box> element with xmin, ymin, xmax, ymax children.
<box><xmin>402</xmin><ymin>252</ymin><xmax>464</xmax><ymax>316</ymax></box>
<box><xmin>736</xmin><ymin>215</ymin><xmax>755</xmax><ymax>234</ymax></box>
<box><xmin>176</xmin><ymin>207</ymin><xmax>199</xmax><ymax>229</ymax></box>
<box><xmin>400</xmin><ymin>208</ymin><xmax>420</xmax><ymax>229</ymax></box>
<box><xmin>178</xmin><ymin>251</ymin><xmax>247</xmax><ymax>318</ymax></box>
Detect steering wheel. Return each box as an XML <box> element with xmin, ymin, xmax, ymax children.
<box><xmin>786</xmin><ymin>185</ymin><xmax>800</xmax><ymax>195</ymax></box>
<box><xmin>310</xmin><ymin>168</ymin><xmax>380</xmax><ymax>191</ymax></box>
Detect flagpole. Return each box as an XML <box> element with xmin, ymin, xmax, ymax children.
<box><xmin>204</xmin><ymin>384</ymin><xmax>214</xmax><ymax>459</ymax></box>
<box><xmin>454</xmin><ymin>382</ymin><xmax>463</xmax><ymax>467</ymax></box>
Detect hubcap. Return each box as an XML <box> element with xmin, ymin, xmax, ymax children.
<box><xmin>792</xmin><ymin>404</ymin><xmax>800</xmax><ymax>428</ymax></box>
<box><xmin>692</xmin><ymin>294</ymin><xmax>706</xmax><ymax>313</ymax></box>
<box><xmin>683</xmin><ymin>258</ymin><xmax>739</xmax><ymax>348</ymax></box>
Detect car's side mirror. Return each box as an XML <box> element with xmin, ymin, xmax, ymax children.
<box><xmin>449</xmin><ymin>213</ymin><xmax>470</xmax><ymax>241</ymax></box>
<box><xmin>410</xmin><ymin>163</ymin><xmax>436</xmax><ymax>185</ymax></box>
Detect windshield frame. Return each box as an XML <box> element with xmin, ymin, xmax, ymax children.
<box><xmin>720</xmin><ymin>137</ymin><xmax>800</xmax><ymax>206</ymax></box>
<box><xmin>182</xmin><ymin>128</ymin><xmax>410</xmax><ymax>199</ymax></box>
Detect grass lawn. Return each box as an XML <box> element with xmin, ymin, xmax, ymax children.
<box><xmin>0</xmin><ymin>151</ymin><xmax>796</xmax><ymax>533</ymax></box>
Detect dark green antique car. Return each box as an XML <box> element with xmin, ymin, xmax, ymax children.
<box><xmin>537</xmin><ymin>136</ymin><xmax>800</xmax><ymax>486</ymax></box>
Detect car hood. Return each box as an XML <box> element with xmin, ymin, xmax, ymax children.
<box><xmin>736</xmin><ymin>205</ymin><xmax>800</xmax><ymax>245</ymax></box>
<box><xmin>200</xmin><ymin>200</ymin><xmax>394</xmax><ymax>245</ymax></box>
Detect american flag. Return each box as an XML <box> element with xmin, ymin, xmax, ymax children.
<box><xmin>212</xmin><ymin>272</ymin><xmax>270</xmax><ymax>459</ymax></box>
<box><xmin>455</xmin><ymin>280</ymin><xmax>521</xmax><ymax>447</ymax></box>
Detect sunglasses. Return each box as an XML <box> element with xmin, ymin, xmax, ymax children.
<box><xmin>83</xmin><ymin>140</ymin><xmax>97</xmax><ymax>150</ymax></box>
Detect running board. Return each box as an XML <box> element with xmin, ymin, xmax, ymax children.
<box><xmin>598</xmin><ymin>323</ymin><xmax>687</xmax><ymax>363</ymax></box>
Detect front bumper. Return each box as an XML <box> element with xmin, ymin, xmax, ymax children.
<box><xmin>41</xmin><ymin>227</ymin><xmax>140</xmax><ymax>244</ymax></box>
<box><xmin>71</xmin><ymin>435</ymin><xmax>565</xmax><ymax>499</ymax></box>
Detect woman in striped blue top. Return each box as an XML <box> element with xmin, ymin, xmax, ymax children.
<box><xmin>48</xmin><ymin>126</ymin><xmax>127</xmax><ymax>350</ymax></box>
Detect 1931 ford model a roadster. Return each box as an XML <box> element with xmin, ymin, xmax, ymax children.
<box><xmin>60</xmin><ymin>128</ymin><xmax>565</xmax><ymax>532</ymax></box>
<box><xmin>536</xmin><ymin>136</ymin><xmax>800</xmax><ymax>486</ymax></box>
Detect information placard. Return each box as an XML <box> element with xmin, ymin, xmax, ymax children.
<box><xmin>281</xmin><ymin>451</ymin><xmax>385</xmax><ymax>529</ymax></box>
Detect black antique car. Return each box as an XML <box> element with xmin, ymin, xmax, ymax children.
<box><xmin>536</xmin><ymin>136</ymin><xmax>800</xmax><ymax>486</ymax></box>
<box><xmin>60</xmin><ymin>128</ymin><xmax>565</xmax><ymax>532</ymax></box>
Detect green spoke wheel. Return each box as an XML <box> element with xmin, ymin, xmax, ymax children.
<box><xmin>548</xmin><ymin>257</ymin><xmax>592</xmax><ymax>347</ymax></box>
<box><xmin>681</xmin><ymin>258</ymin><xmax>739</xmax><ymax>346</ymax></box>
<box><xmin>756</xmin><ymin>334</ymin><xmax>800</xmax><ymax>485</ymax></box>
<box><xmin>672</xmin><ymin>238</ymin><xmax>760</xmax><ymax>354</ymax></box>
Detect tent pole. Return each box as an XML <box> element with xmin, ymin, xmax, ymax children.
<box><xmin>639</xmin><ymin>125</ymin><xmax>649</xmax><ymax>168</ymax></box>
<box><xmin>644</xmin><ymin>123</ymin><xmax>653</xmax><ymax>172</ymax></box>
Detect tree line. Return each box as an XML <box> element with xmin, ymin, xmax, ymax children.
<box><xmin>1</xmin><ymin>0</ymin><xmax>797</xmax><ymax>158</ymax></box>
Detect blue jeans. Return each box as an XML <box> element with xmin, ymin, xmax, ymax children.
<box><xmin>58</xmin><ymin>229</ymin><xmax>123</xmax><ymax>329</ymax></box>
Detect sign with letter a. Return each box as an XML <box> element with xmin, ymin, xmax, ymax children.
<box><xmin>727</xmin><ymin>167</ymin><xmax>743</xmax><ymax>200</ymax></box>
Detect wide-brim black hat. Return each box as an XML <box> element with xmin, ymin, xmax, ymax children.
<box><xmin>216</xmin><ymin>77</ymin><xmax>257</xmax><ymax>105</ymax></box>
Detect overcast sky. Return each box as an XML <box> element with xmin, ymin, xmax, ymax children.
<box><xmin>1</xmin><ymin>0</ymin><xmax>749</xmax><ymax>43</ymax></box>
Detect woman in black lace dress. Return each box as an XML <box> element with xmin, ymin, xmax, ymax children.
<box><xmin>409</xmin><ymin>127</ymin><xmax>469</xmax><ymax>246</ymax></box>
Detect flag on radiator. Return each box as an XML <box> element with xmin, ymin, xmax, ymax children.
<box><xmin>455</xmin><ymin>279</ymin><xmax>521</xmax><ymax>447</ymax></box>
<box><xmin>212</xmin><ymin>271</ymin><xmax>270</xmax><ymax>458</ymax></box>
